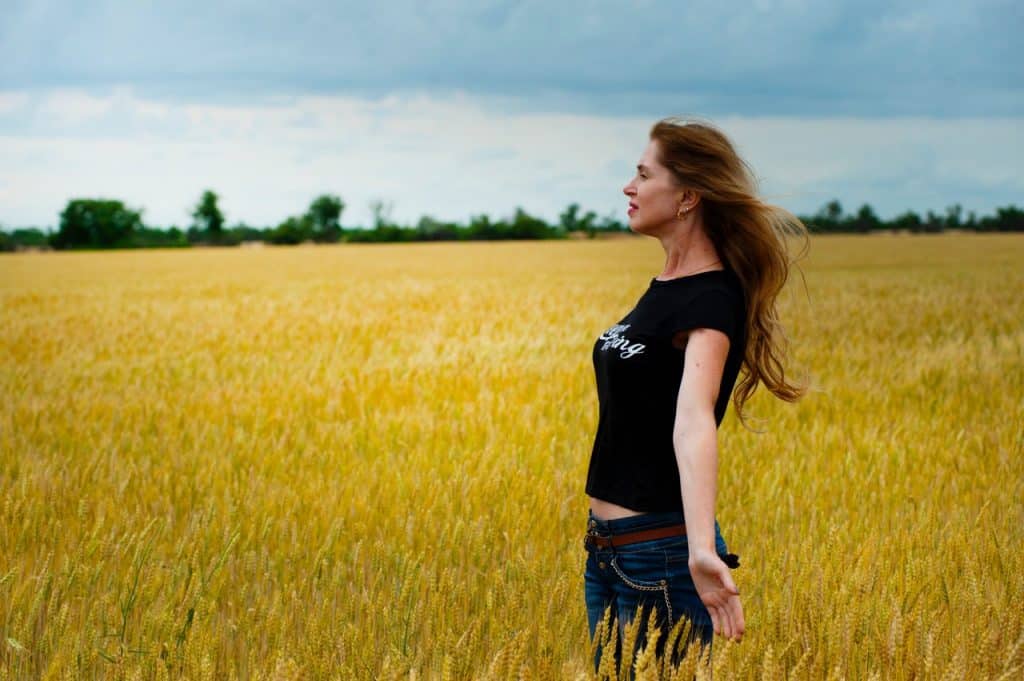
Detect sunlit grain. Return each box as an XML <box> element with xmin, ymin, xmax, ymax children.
<box><xmin>1</xmin><ymin>234</ymin><xmax>1022</xmax><ymax>679</ymax></box>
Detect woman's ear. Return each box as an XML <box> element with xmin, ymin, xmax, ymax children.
<box><xmin>677</xmin><ymin>188</ymin><xmax>700</xmax><ymax>214</ymax></box>
<box><xmin>682</xmin><ymin>188</ymin><xmax>701</xmax><ymax>211</ymax></box>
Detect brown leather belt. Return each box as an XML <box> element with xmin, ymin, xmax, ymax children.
<box><xmin>584</xmin><ymin>523</ymin><xmax>687</xmax><ymax>549</ymax></box>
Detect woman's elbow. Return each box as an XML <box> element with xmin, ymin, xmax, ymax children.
<box><xmin>672</xmin><ymin>407</ymin><xmax>718</xmax><ymax>449</ymax></box>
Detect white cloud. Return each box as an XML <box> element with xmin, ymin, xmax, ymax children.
<box><xmin>37</xmin><ymin>87</ymin><xmax>120</xmax><ymax>125</ymax></box>
<box><xmin>0</xmin><ymin>92</ymin><xmax>30</xmax><ymax>114</ymax></box>
<box><xmin>0</xmin><ymin>87</ymin><xmax>1021</xmax><ymax>229</ymax></box>
<box><xmin>2</xmin><ymin>1</ymin><xmax>1019</xmax><ymax>118</ymax></box>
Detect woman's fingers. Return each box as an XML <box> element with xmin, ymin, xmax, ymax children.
<box><xmin>719</xmin><ymin>598</ymin><xmax>741</xmax><ymax>642</ymax></box>
<box><xmin>727</xmin><ymin>595</ymin><xmax>745</xmax><ymax>641</ymax></box>
<box><xmin>717</xmin><ymin>597</ymin><xmax>735</xmax><ymax>640</ymax></box>
<box><xmin>703</xmin><ymin>584</ymin><xmax>732</xmax><ymax>640</ymax></box>
<box><xmin>708</xmin><ymin>603</ymin><xmax>722</xmax><ymax>637</ymax></box>
<box><xmin>719</xmin><ymin>572</ymin><xmax>743</xmax><ymax>642</ymax></box>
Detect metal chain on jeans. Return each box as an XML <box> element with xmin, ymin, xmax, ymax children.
<box><xmin>609</xmin><ymin>555</ymin><xmax>674</xmax><ymax>629</ymax></box>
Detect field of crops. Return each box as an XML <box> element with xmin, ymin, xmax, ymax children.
<box><xmin>2</xmin><ymin>234</ymin><xmax>1022</xmax><ymax>680</ymax></box>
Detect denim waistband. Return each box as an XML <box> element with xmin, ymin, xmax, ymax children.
<box><xmin>585</xmin><ymin>507</ymin><xmax>729</xmax><ymax>557</ymax></box>
<box><xmin>587</xmin><ymin>508</ymin><xmax>724</xmax><ymax>543</ymax></box>
<box><xmin>587</xmin><ymin>508</ymin><xmax>686</xmax><ymax>535</ymax></box>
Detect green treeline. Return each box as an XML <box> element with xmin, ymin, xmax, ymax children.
<box><xmin>1</xmin><ymin>191</ymin><xmax>1022</xmax><ymax>252</ymax></box>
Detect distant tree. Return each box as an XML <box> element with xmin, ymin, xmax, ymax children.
<box><xmin>891</xmin><ymin>210</ymin><xmax>923</xmax><ymax>233</ymax></box>
<box><xmin>850</xmin><ymin>204</ymin><xmax>882</xmax><ymax>233</ymax></box>
<box><xmin>466</xmin><ymin>213</ymin><xmax>493</xmax><ymax>239</ymax></box>
<box><xmin>191</xmin><ymin>190</ymin><xmax>225</xmax><ymax>238</ymax></box>
<box><xmin>814</xmin><ymin>199</ymin><xmax>844</xmax><ymax>232</ymax></box>
<box><xmin>509</xmin><ymin>207</ymin><xmax>554</xmax><ymax>239</ymax></box>
<box><xmin>132</xmin><ymin>224</ymin><xmax>191</xmax><ymax>248</ymax></box>
<box><xmin>469</xmin><ymin>214</ymin><xmax>491</xmax><ymax>229</ymax></box>
<box><xmin>306</xmin><ymin>194</ymin><xmax>345</xmax><ymax>242</ymax></box>
<box><xmin>998</xmin><ymin>205</ymin><xmax>1024</xmax><ymax>231</ymax></box>
<box><xmin>559</xmin><ymin>203</ymin><xmax>580</xmax><ymax>232</ymax></box>
<box><xmin>268</xmin><ymin>215</ymin><xmax>314</xmax><ymax>245</ymax></box>
<box><xmin>5</xmin><ymin>227</ymin><xmax>51</xmax><ymax>250</ymax></box>
<box><xmin>559</xmin><ymin>202</ymin><xmax>597</xmax><ymax>235</ymax></box>
<box><xmin>823</xmin><ymin>199</ymin><xmax>843</xmax><ymax>222</ymax></box>
<box><xmin>228</xmin><ymin>221</ymin><xmax>266</xmax><ymax>243</ymax></box>
<box><xmin>979</xmin><ymin>205</ymin><xmax>1024</xmax><ymax>232</ymax></box>
<box><xmin>52</xmin><ymin>199</ymin><xmax>143</xmax><ymax>249</ymax></box>
<box><xmin>595</xmin><ymin>211</ymin><xmax>627</xmax><ymax>235</ymax></box>
<box><xmin>945</xmin><ymin>204</ymin><xmax>963</xmax><ymax>229</ymax></box>
<box><xmin>368</xmin><ymin>199</ymin><xmax>395</xmax><ymax>230</ymax></box>
<box><xmin>415</xmin><ymin>215</ymin><xmax>460</xmax><ymax>241</ymax></box>
<box><xmin>923</xmin><ymin>210</ymin><xmax>945</xmax><ymax>233</ymax></box>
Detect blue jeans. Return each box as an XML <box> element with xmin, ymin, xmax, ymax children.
<box><xmin>583</xmin><ymin>508</ymin><xmax>734</xmax><ymax>676</ymax></box>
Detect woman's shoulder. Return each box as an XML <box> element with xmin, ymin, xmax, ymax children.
<box><xmin>649</xmin><ymin>270</ymin><xmax>747</xmax><ymax>341</ymax></box>
<box><xmin>681</xmin><ymin>269</ymin><xmax>744</xmax><ymax>304</ymax></box>
<box><xmin>645</xmin><ymin>269</ymin><xmax>744</xmax><ymax>313</ymax></box>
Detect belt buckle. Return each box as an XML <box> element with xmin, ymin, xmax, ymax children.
<box><xmin>584</xmin><ymin>526</ymin><xmax>608</xmax><ymax>549</ymax></box>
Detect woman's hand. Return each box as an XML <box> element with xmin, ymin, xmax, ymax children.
<box><xmin>689</xmin><ymin>548</ymin><xmax>745</xmax><ymax>642</ymax></box>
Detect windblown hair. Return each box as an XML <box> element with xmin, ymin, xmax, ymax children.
<box><xmin>650</xmin><ymin>116</ymin><xmax>810</xmax><ymax>430</ymax></box>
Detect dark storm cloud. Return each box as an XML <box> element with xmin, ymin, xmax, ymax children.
<box><xmin>2</xmin><ymin>0</ymin><xmax>1020</xmax><ymax>116</ymax></box>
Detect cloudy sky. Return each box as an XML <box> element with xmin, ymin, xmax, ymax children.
<box><xmin>1</xmin><ymin>0</ymin><xmax>1021</xmax><ymax>230</ymax></box>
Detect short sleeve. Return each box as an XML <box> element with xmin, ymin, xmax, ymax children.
<box><xmin>666</xmin><ymin>288</ymin><xmax>741</xmax><ymax>340</ymax></box>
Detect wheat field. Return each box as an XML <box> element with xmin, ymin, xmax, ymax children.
<box><xmin>1</xmin><ymin>234</ymin><xmax>1022</xmax><ymax>680</ymax></box>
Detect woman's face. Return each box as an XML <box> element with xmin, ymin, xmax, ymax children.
<box><xmin>622</xmin><ymin>138</ymin><xmax>685</xmax><ymax>235</ymax></box>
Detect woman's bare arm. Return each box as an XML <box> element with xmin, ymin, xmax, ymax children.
<box><xmin>672</xmin><ymin>327</ymin><xmax>745</xmax><ymax>642</ymax></box>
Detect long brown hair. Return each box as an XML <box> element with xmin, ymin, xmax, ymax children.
<box><xmin>649</xmin><ymin>116</ymin><xmax>810</xmax><ymax>430</ymax></box>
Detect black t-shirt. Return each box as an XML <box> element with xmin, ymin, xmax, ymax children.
<box><xmin>584</xmin><ymin>268</ymin><xmax>747</xmax><ymax>513</ymax></box>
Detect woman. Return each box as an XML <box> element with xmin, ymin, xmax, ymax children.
<box><xmin>583</xmin><ymin>117</ymin><xmax>809</xmax><ymax>674</ymax></box>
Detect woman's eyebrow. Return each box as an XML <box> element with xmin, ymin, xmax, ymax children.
<box><xmin>637</xmin><ymin>163</ymin><xmax>650</xmax><ymax>172</ymax></box>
